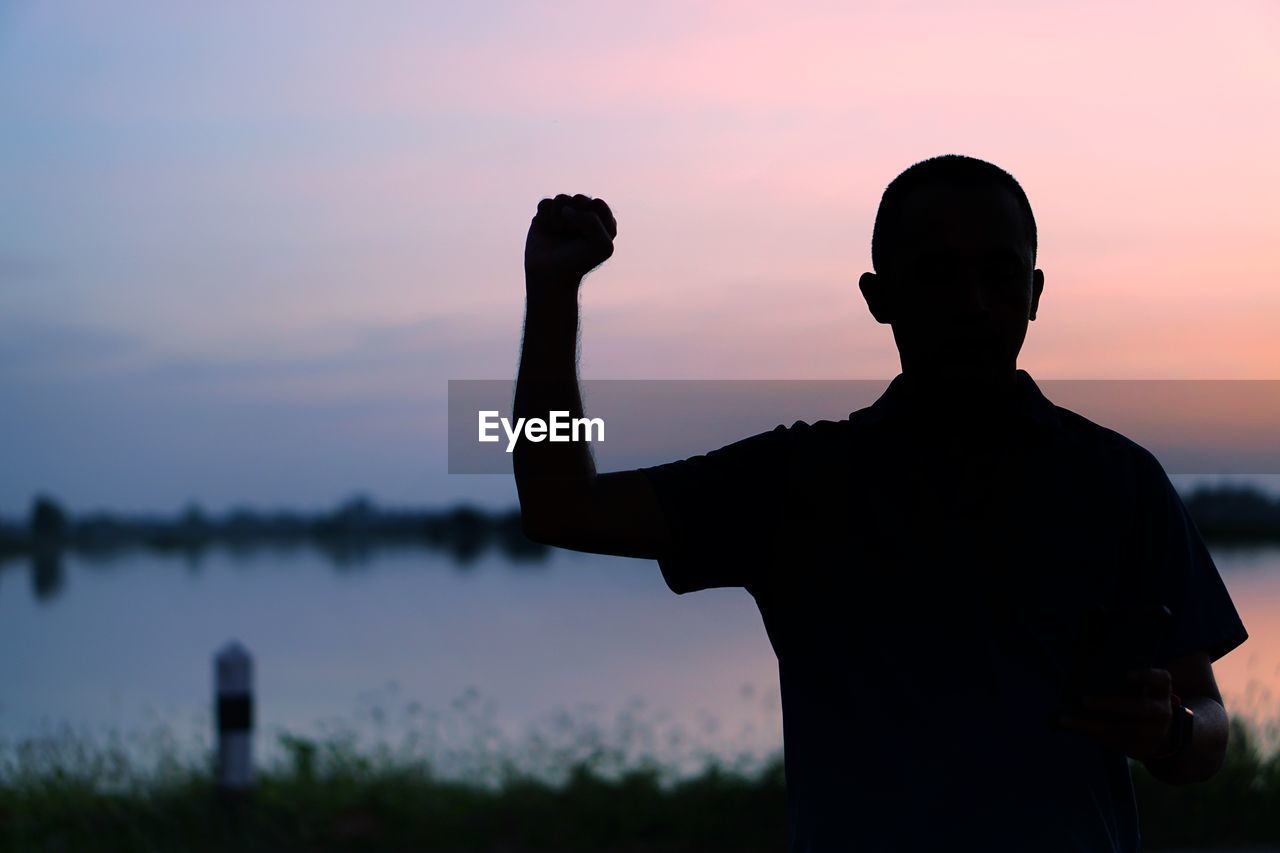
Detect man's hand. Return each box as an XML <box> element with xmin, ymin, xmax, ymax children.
<box><xmin>525</xmin><ymin>193</ymin><xmax>617</xmax><ymax>286</ymax></box>
<box><xmin>1057</xmin><ymin>668</ymin><xmax>1175</xmax><ymax>762</ymax></box>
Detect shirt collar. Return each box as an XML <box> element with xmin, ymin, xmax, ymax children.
<box><xmin>856</xmin><ymin>368</ymin><xmax>1061</xmax><ymax>433</ymax></box>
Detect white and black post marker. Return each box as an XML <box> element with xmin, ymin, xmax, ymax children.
<box><xmin>215</xmin><ymin>640</ymin><xmax>254</xmax><ymax>799</ymax></box>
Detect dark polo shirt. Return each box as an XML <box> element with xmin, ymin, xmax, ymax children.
<box><xmin>637</xmin><ymin>369</ymin><xmax>1248</xmax><ymax>853</ymax></box>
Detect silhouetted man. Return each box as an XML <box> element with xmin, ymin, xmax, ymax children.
<box><xmin>513</xmin><ymin>154</ymin><xmax>1248</xmax><ymax>851</ymax></box>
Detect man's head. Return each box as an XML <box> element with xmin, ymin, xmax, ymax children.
<box><xmin>859</xmin><ymin>154</ymin><xmax>1045</xmax><ymax>382</ymax></box>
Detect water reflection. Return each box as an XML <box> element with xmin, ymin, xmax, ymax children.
<box><xmin>30</xmin><ymin>547</ymin><xmax>64</xmax><ymax>602</ymax></box>
<box><xmin>0</xmin><ymin>535</ymin><xmax>1276</xmax><ymax>777</ymax></box>
<box><xmin>0</xmin><ymin>544</ymin><xmax>783</xmax><ymax>768</ymax></box>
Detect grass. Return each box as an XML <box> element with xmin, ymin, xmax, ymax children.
<box><xmin>1132</xmin><ymin>715</ymin><xmax>1280</xmax><ymax>849</ymax></box>
<box><xmin>0</xmin><ymin>735</ymin><xmax>787</xmax><ymax>852</ymax></box>
<box><xmin>3</xmin><ymin>708</ymin><xmax>1280</xmax><ymax>852</ymax></box>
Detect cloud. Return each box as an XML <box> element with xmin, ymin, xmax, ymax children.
<box><xmin>0</xmin><ymin>317</ymin><xmax>143</xmax><ymax>375</ymax></box>
<box><xmin>0</xmin><ymin>254</ymin><xmax>52</xmax><ymax>285</ymax></box>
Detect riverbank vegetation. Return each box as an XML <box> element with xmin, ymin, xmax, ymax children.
<box><xmin>3</xmin><ymin>713</ymin><xmax>1279</xmax><ymax>851</ymax></box>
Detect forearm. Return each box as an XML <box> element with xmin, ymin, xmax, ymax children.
<box><xmin>1141</xmin><ymin>695</ymin><xmax>1228</xmax><ymax>785</ymax></box>
<box><xmin>513</xmin><ymin>275</ymin><xmax>597</xmax><ymax>529</ymax></box>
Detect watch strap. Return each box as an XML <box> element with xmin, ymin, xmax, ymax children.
<box><xmin>1152</xmin><ymin>692</ymin><xmax>1195</xmax><ymax>761</ymax></box>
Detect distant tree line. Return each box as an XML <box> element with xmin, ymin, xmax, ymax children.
<box><xmin>2</xmin><ymin>484</ymin><xmax>1279</xmax><ymax>574</ymax></box>
<box><xmin>1182</xmin><ymin>485</ymin><xmax>1280</xmax><ymax>542</ymax></box>
<box><xmin>0</xmin><ymin>494</ymin><xmax>551</xmax><ymax>571</ymax></box>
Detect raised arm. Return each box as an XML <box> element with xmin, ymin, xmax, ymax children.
<box><xmin>514</xmin><ymin>193</ymin><xmax>672</xmax><ymax>559</ymax></box>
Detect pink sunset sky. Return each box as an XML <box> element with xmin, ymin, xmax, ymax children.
<box><xmin>0</xmin><ymin>1</ymin><xmax>1277</xmax><ymax>513</ymax></box>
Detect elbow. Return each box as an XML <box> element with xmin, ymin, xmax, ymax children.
<box><xmin>1147</xmin><ymin>702</ymin><xmax>1231</xmax><ymax>786</ymax></box>
<box><xmin>518</xmin><ymin>495</ymin><xmax>574</xmax><ymax>547</ymax></box>
<box><xmin>520</xmin><ymin>508</ymin><xmax>561</xmax><ymax>546</ymax></box>
<box><xmin>516</xmin><ymin>474</ymin><xmax>592</xmax><ymax>547</ymax></box>
<box><xmin>1201</xmin><ymin>735</ymin><xmax>1229</xmax><ymax>782</ymax></box>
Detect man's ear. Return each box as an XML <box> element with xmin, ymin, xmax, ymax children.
<box><xmin>1029</xmin><ymin>268</ymin><xmax>1045</xmax><ymax>321</ymax></box>
<box><xmin>859</xmin><ymin>271</ymin><xmax>893</xmax><ymax>324</ymax></box>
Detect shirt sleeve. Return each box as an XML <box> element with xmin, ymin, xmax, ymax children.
<box><xmin>634</xmin><ymin>421</ymin><xmax>800</xmax><ymax>595</ymax></box>
<box><xmin>1133</xmin><ymin>449</ymin><xmax>1249</xmax><ymax>664</ymax></box>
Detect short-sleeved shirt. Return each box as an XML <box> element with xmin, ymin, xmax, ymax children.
<box><xmin>637</xmin><ymin>369</ymin><xmax>1248</xmax><ymax>853</ymax></box>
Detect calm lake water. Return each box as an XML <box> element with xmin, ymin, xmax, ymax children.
<box><xmin>2</xmin><ymin>543</ymin><xmax>1278</xmax><ymax>775</ymax></box>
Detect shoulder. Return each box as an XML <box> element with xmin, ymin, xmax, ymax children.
<box><xmin>755</xmin><ymin>415</ymin><xmax>856</xmax><ymax>442</ymax></box>
<box><xmin>775</xmin><ymin>415</ymin><xmax>859</xmax><ymax>448</ymax></box>
<box><xmin>1049</xmin><ymin>404</ymin><xmax>1170</xmax><ymax>485</ymax></box>
<box><xmin>735</xmin><ymin>417</ymin><xmax>857</xmax><ymax>470</ymax></box>
<box><xmin>678</xmin><ymin>417</ymin><xmax>843</xmax><ymax>469</ymax></box>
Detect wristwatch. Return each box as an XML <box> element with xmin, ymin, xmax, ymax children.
<box><xmin>1153</xmin><ymin>693</ymin><xmax>1195</xmax><ymax>760</ymax></box>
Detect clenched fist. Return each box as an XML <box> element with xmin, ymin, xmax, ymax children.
<box><xmin>525</xmin><ymin>193</ymin><xmax>617</xmax><ymax>286</ymax></box>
